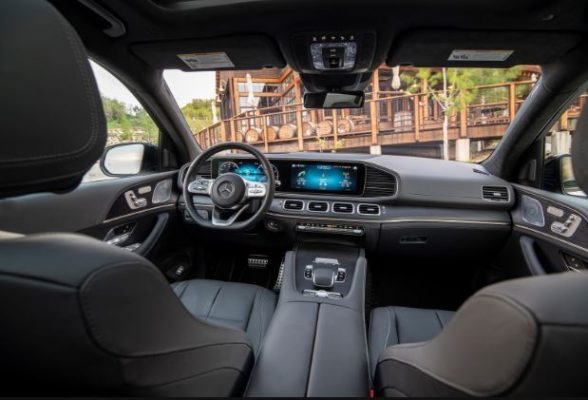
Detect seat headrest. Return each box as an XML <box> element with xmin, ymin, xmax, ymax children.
<box><xmin>0</xmin><ymin>0</ymin><xmax>106</xmax><ymax>198</ymax></box>
<box><xmin>572</xmin><ymin>104</ymin><xmax>588</xmax><ymax>194</ymax></box>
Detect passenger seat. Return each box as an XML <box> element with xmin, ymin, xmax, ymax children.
<box><xmin>368</xmin><ymin>273</ymin><xmax>588</xmax><ymax>397</ymax></box>
<box><xmin>368</xmin><ymin>307</ymin><xmax>454</xmax><ymax>377</ymax></box>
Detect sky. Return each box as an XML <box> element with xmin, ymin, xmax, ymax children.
<box><xmin>90</xmin><ymin>61</ymin><xmax>216</xmax><ymax>108</ymax></box>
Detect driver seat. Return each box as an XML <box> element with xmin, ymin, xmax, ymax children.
<box><xmin>0</xmin><ymin>0</ymin><xmax>275</xmax><ymax>396</ymax></box>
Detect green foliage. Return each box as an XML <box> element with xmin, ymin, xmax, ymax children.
<box><xmin>101</xmin><ymin>96</ymin><xmax>158</xmax><ymax>144</ymax></box>
<box><xmin>401</xmin><ymin>67</ymin><xmax>523</xmax><ymax>112</ymax></box>
<box><xmin>181</xmin><ymin>99</ymin><xmax>220</xmax><ymax>133</ymax></box>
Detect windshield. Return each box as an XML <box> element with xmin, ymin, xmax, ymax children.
<box><xmin>164</xmin><ymin>66</ymin><xmax>540</xmax><ymax>163</ymax></box>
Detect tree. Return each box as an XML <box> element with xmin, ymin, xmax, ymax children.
<box><xmin>181</xmin><ymin>99</ymin><xmax>219</xmax><ymax>133</ymax></box>
<box><xmin>100</xmin><ymin>96</ymin><xmax>159</xmax><ymax>144</ymax></box>
<box><xmin>402</xmin><ymin>67</ymin><xmax>522</xmax><ymax>159</ymax></box>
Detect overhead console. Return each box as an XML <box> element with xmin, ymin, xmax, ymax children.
<box><xmin>291</xmin><ymin>31</ymin><xmax>376</xmax><ymax>74</ymax></box>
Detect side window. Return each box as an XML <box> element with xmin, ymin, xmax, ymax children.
<box><xmin>543</xmin><ymin>92</ymin><xmax>586</xmax><ymax>197</ymax></box>
<box><xmin>83</xmin><ymin>60</ymin><xmax>159</xmax><ymax>183</ymax></box>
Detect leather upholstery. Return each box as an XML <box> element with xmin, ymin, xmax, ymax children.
<box><xmin>0</xmin><ymin>233</ymin><xmax>255</xmax><ymax>396</ymax></box>
<box><xmin>572</xmin><ymin>104</ymin><xmax>588</xmax><ymax>194</ymax></box>
<box><xmin>373</xmin><ymin>273</ymin><xmax>588</xmax><ymax>397</ymax></box>
<box><xmin>0</xmin><ymin>0</ymin><xmax>106</xmax><ymax>198</ymax></box>
<box><xmin>172</xmin><ymin>279</ymin><xmax>277</xmax><ymax>355</ymax></box>
<box><xmin>369</xmin><ymin>306</ymin><xmax>454</xmax><ymax>377</ymax></box>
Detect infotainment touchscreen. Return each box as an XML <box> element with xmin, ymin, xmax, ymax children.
<box><xmin>289</xmin><ymin>163</ymin><xmax>362</xmax><ymax>194</ymax></box>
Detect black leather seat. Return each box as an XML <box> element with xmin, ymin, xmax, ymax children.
<box><xmin>172</xmin><ymin>279</ymin><xmax>277</xmax><ymax>355</ymax></box>
<box><xmin>0</xmin><ymin>0</ymin><xmax>275</xmax><ymax>396</ymax></box>
<box><xmin>368</xmin><ymin>306</ymin><xmax>454</xmax><ymax>377</ymax></box>
<box><xmin>370</xmin><ymin>273</ymin><xmax>588</xmax><ymax>397</ymax></box>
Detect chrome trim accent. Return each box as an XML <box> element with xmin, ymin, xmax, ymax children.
<box><xmin>307</xmin><ymin>201</ymin><xmax>330</xmax><ymax>213</ymax></box>
<box><xmin>103</xmin><ymin>204</ymin><xmax>174</xmax><ymax>224</ymax></box>
<box><xmin>357</xmin><ymin>203</ymin><xmax>381</xmax><ymax>216</ymax></box>
<box><xmin>211</xmin><ymin>203</ymin><xmax>250</xmax><ymax>227</ymax></box>
<box><xmin>332</xmin><ymin>202</ymin><xmax>355</xmax><ymax>214</ymax></box>
<box><xmin>515</xmin><ymin>224</ymin><xmax>588</xmax><ymax>255</ymax></box>
<box><xmin>266</xmin><ymin>211</ymin><xmax>511</xmax><ymax>226</ymax></box>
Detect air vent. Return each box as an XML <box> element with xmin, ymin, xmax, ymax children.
<box><xmin>482</xmin><ymin>186</ymin><xmax>509</xmax><ymax>202</ymax></box>
<box><xmin>358</xmin><ymin>204</ymin><xmax>381</xmax><ymax>215</ymax></box>
<box><xmin>284</xmin><ymin>200</ymin><xmax>304</xmax><ymax>211</ymax></box>
<box><xmin>333</xmin><ymin>203</ymin><xmax>354</xmax><ymax>214</ymax></box>
<box><xmin>308</xmin><ymin>201</ymin><xmax>329</xmax><ymax>212</ymax></box>
<box><xmin>364</xmin><ymin>166</ymin><xmax>398</xmax><ymax>197</ymax></box>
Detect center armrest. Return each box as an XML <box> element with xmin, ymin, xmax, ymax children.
<box><xmin>245</xmin><ymin>245</ymin><xmax>370</xmax><ymax>397</ymax></box>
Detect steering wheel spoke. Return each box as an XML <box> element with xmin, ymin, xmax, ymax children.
<box><xmin>211</xmin><ymin>203</ymin><xmax>250</xmax><ymax>227</ymax></box>
<box><xmin>245</xmin><ymin>181</ymin><xmax>268</xmax><ymax>199</ymax></box>
<box><xmin>187</xmin><ymin>178</ymin><xmax>214</xmax><ymax>195</ymax></box>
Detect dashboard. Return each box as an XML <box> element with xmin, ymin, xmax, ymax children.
<box><xmin>181</xmin><ymin>152</ymin><xmax>517</xmax><ymax>257</ymax></box>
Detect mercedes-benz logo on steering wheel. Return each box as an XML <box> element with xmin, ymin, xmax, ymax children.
<box><xmin>218</xmin><ymin>182</ymin><xmax>234</xmax><ymax>198</ymax></box>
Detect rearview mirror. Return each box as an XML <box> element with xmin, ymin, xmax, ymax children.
<box><xmin>303</xmin><ymin>91</ymin><xmax>365</xmax><ymax>109</ymax></box>
<box><xmin>100</xmin><ymin>143</ymin><xmax>157</xmax><ymax>176</ymax></box>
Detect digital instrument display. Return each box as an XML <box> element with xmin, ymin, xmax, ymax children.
<box><xmin>213</xmin><ymin>159</ymin><xmax>278</xmax><ymax>183</ymax></box>
<box><xmin>290</xmin><ymin>163</ymin><xmax>360</xmax><ymax>193</ymax></box>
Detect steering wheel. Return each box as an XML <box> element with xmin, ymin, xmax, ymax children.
<box><xmin>182</xmin><ymin>142</ymin><xmax>276</xmax><ymax>230</ymax></box>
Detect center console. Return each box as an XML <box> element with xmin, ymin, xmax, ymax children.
<box><xmin>245</xmin><ymin>243</ymin><xmax>370</xmax><ymax>397</ymax></box>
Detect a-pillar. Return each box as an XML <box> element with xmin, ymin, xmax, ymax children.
<box><xmin>455</xmin><ymin>138</ymin><xmax>471</xmax><ymax>162</ymax></box>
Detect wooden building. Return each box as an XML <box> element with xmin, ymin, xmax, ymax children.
<box><xmin>195</xmin><ymin>65</ymin><xmax>577</xmax><ymax>161</ymax></box>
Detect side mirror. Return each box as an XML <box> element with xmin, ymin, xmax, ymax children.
<box><xmin>100</xmin><ymin>143</ymin><xmax>157</xmax><ymax>176</ymax></box>
<box><xmin>303</xmin><ymin>91</ymin><xmax>365</xmax><ymax>109</ymax></box>
<box><xmin>544</xmin><ymin>154</ymin><xmax>586</xmax><ymax>197</ymax></box>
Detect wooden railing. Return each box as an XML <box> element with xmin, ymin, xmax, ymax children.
<box><xmin>193</xmin><ymin>80</ymin><xmax>577</xmax><ymax>153</ymax></box>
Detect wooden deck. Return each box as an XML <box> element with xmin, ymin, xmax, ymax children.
<box><xmin>194</xmin><ymin>80</ymin><xmax>585</xmax><ymax>155</ymax></box>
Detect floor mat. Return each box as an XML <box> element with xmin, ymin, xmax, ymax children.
<box><xmin>369</xmin><ymin>257</ymin><xmax>483</xmax><ymax>312</ymax></box>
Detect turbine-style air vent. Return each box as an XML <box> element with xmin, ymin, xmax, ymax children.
<box><xmin>358</xmin><ymin>204</ymin><xmax>381</xmax><ymax>215</ymax></box>
<box><xmin>284</xmin><ymin>200</ymin><xmax>304</xmax><ymax>211</ymax></box>
<box><xmin>308</xmin><ymin>201</ymin><xmax>329</xmax><ymax>212</ymax></box>
<box><xmin>333</xmin><ymin>203</ymin><xmax>354</xmax><ymax>214</ymax></box>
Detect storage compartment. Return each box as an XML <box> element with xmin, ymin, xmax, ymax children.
<box><xmin>378</xmin><ymin>223</ymin><xmax>510</xmax><ymax>258</ymax></box>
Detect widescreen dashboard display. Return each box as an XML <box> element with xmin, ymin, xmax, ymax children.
<box><xmin>290</xmin><ymin>163</ymin><xmax>361</xmax><ymax>194</ymax></box>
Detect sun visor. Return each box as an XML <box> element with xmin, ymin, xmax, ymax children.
<box><xmin>387</xmin><ymin>30</ymin><xmax>581</xmax><ymax>67</ymax></box>
<box><xmin>132</xmin><ymin>34</ymin><xmax>286</xmax><ymax>71</ymax></box>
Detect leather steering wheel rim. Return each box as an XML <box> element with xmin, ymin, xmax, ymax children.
<box><xmin>182</xmin><ymin>142</ymin><xmax>275</xmax><ymax>230</ymax></box>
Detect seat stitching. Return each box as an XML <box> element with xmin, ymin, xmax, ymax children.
<box><xmin>256</xmin><ymin>289</ymin><xmax>264</xmax><ymax>356</ymax></box>
<box><xmin>393</xmin><ymin>307</ymin><xmax>399</xmax><ymax>344</ymax></box>
<box><xmin>205</xmin><ymin>284</ymin><xmax>223</xmax><ymax>321</ymax></box>
<box><xmin>383</xmin><ymin>308</ymin><xmax>392</xmax><ymax>353</ymax></box>
<box><xmin>177</xmin><ymin>281</ymin><xmax>189</xmax><ymax>299</ymax></box>
<box><xmin>434</xmin><ymin>310</ymin><xmax>443</xmax><ymax>329</ymax></box>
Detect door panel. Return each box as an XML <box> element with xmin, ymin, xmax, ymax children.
<box><xmin>0</xmin><ymin>171</ymin><xmax>178</xmax><ymax>259</ymax></box>
<box><xmin>511</xmin><ymin>184</ymin><xmax>588</xmax><ymax>274</ymax></box>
